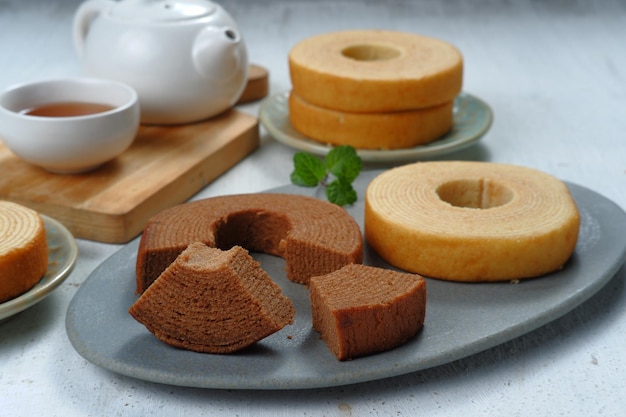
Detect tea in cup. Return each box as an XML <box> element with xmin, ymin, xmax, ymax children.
<box><xmin>0</xmin><ymin>78</ymin><xmax>140</xmax><ymax>174</ymax></box>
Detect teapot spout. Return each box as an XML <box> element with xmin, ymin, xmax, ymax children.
<box><xmin>192</xmin><ymin>26</ymin><xmax>248</xmax><ymax>81</ymax></box>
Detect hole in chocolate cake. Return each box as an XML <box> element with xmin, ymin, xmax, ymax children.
<box><xmin>436</xmin><ymin>179</ymin><xmax>514</xmax><ymax>209</ymax></box>
<box><xmin>214</xmin><ymin>210</ymin><xmax>292</xmax><ymax>256</ymax></box>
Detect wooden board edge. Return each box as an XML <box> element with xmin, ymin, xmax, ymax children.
<box><xmin>45</xmin><ymin>116</ymin><xmax>259</xmax><ymax>243</ymax></box>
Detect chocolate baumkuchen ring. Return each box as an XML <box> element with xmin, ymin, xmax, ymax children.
<box><xmin>288</xmin><ymin>30</ymin><xmax>463</xmax><ymax>113</ymax></box>
<box><xmin>364</xmin><ymin>161</ymin><xmax>580</xmax><ymax>282</ymax></box>
<box><xmin>135</xmin><ymin>193</ymin><xmax>364</xmax><ymax>293</ymax></box>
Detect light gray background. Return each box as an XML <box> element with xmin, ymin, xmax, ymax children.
<box><xmin>1</xmin><ymin>0</ymin><xmax>625</xmax><ymax>416</ymax></box>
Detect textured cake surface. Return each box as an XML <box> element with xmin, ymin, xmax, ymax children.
<box><xmin>288</xmin><ymin>92</ymin><xmax>453</xmax><ymax>149</ymax></box>
<box><xmin>310</xmin><ymin>264</ymin><xmax>426</xmax><ymax>361</ymax></box>
<box><xmin>289</xmin><ymin>30</ymin><xmax>463</xmax><ymax>112</ymax></box>
<box><xmin>0</xmin><ymin>201</ymin><xmax>48</xmax><ymax>302</ymax></box>
<box><xmin>136</xmin><ymin>193</ymin><xmax>363</xmax><ymax>293</ymax></box>
<box><xmin>365</xmin><ymin>161</ymin><xmax>580</xmax><ymax>281</ymax></box>
<box><xmin>129</xmin><ymin>243</ymin><xmax>295</xmax><ymax>353</ymax></box>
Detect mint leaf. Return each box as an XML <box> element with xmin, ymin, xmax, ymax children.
<box><xmin>290</xmin><ymin>152</ymin><xmax>326</xmax><ymax>186</ymax></box>
<box><xmin>326</xmin><ymin>179</ymin><xmax>358</xmax><ymax>206</ymax></box>
<box><xmin>289</xmin><ymin>146</ymin><xmax>362</xmax><ymax>207</ymax></box>
<box><xmin>325</xmin><ymin>145</ymin><xmax>362</xmax><ymax>183</ymax></box>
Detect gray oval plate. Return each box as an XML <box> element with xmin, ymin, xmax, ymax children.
<box><xmin>259</xmin><ymin>91</ymin><xmax>493</xmax><ymax>162</ymax></box>
<box><xmin>65</xmin><ymin>170</ymin><xmax>626</xmax><ymax>390</ymax></box>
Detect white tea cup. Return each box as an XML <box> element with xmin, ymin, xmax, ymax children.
<box><xmin>0</xmin><ymin>77</ymin><xmax>140</xmax><ymax>174</ymax></box>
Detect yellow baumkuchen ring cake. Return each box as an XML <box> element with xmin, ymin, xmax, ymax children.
<box><xmin>364</xmin><ymin>162</ymin><xmax>580</xmax><ymax>282</ymax></box>
<box><xmin>289</xmin><ymin>92</ymin><xmax>454</xmax><ymax>149</ymax></box>
<box><xmin>0</xmin><ymin>201</ymin><xmax>48</xmax><ymax>302</ymax></box>
<box><xmin>288</xmin><ymin>30</ymin><xmax>463</xmax><ymax>112</ymax></box>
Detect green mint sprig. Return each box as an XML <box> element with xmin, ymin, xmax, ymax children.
<box><xmin>290</xmin><ymin>145</ymin><xmax>362</xmax><ymax>207</ymax></box>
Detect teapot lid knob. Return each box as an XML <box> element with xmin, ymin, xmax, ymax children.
<box><xmin>110</xmin><ymin>0</ymin><xmax>217</xmax><ymax>22</ymax></box>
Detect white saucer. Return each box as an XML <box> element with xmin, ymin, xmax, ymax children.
<box><xmin>259</xmin><ymin>91</ymin><xmax>493</xmax><ymax>162</ymax></box>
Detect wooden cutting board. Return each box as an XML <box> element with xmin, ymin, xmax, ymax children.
<box><xmin>0</xmin><ymin>109</ymin><xmax>259</xmax><ymax>243</ymax></box>
<box><xmin>0</xmin><ymin>64</ymin><xmax>269</xmax><ymax>243</ymax></box>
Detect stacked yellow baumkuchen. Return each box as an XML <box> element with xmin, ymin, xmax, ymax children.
<box><xmin>288</xmin><ymin>30</ymin><xmax>463</xmax><ymax>150</ymax></box>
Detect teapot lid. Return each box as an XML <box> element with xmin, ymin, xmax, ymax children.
<box><xmin>110</xmin><ymin>0</ymin><xmax>217</xmax><ymax>22</ymax></box>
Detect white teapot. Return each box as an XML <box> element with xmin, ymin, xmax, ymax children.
<box><xmin>73</xmin><ymin>0</ymin><xmax>248</xmax><ymax>124</ymax></box>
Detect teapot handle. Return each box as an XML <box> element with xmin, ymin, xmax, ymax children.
<box><xmin>73</xmin><ymin>0</ymin><xmax>113</xmax><ymax>60</ymax></box>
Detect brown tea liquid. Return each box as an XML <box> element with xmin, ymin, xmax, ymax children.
<box><xmin>23</xmin><ymin>102</ymin><xmax>115</xmax><ymax>117</ymax></box>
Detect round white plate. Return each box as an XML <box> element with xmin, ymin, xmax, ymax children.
<box><xmin>259</xmin><ymin>92</ymin><xmax>493</xmax><ymax>162</ymax></box>
<box><xmin>0</xmin><ymin>215</ymin><xmax>78</xmax><ymax>321</ymax></box>
<box><xmin>65</xmin><ymin>171</ymin><xmax>626</xmax><ymax>390</ymax></box>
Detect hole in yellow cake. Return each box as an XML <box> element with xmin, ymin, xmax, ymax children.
<box><xmin>436</xmin><ymin>179</ymin><xmax>514</xmax><ymax>209</ymax></box>
<box><xmin>341</xmin><ymin>44</ymin><xmax>401</xmax><ymax>61</ymax></box>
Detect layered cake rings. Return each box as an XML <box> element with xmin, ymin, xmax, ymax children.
<box><xmin>130</xmin><ymin>243</ymin><xmax>295</xmax><ymax>354</ymax></box>
<box><xmin>288</xmin><ymin>30</ymin><xmax>463</xmax><ymax>149</ymax></box>
<box><xmin>135</xmin><ymin>193</ymin><xmax>363</xmax><ymax>293</ymax></box>
<box><xmin>133</xmin><ymin>193</ymin><xmax>430</xmax><ymax>360</ymax></box>
<box><xmin>289</xmin><ymin>30</ymin><xmax>463</xmax><ymax>112</ymax></box>
<box><xmin>364</xmin><ymin>161</ymin><xmax>580</xmax><ymax>282</ymax></box>
<box><xmin>310</xmin><ymin>264</ymin><xmax>426</xmax><ymax>361</ymax></box>
<box><xmin>288</xmin><ymin>93</ymin><xmax>454</xmax><ymax>150</ymax></box>
<box><xmin>0</xmin><ymin>201</ymin><xmax>48</xmax><ymax>302</ymax></box>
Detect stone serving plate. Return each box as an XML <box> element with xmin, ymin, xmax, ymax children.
<box><xmin>66</xmin><ymin>170</ymin><xmax>626</xmax><ymax>389</ymax></box>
